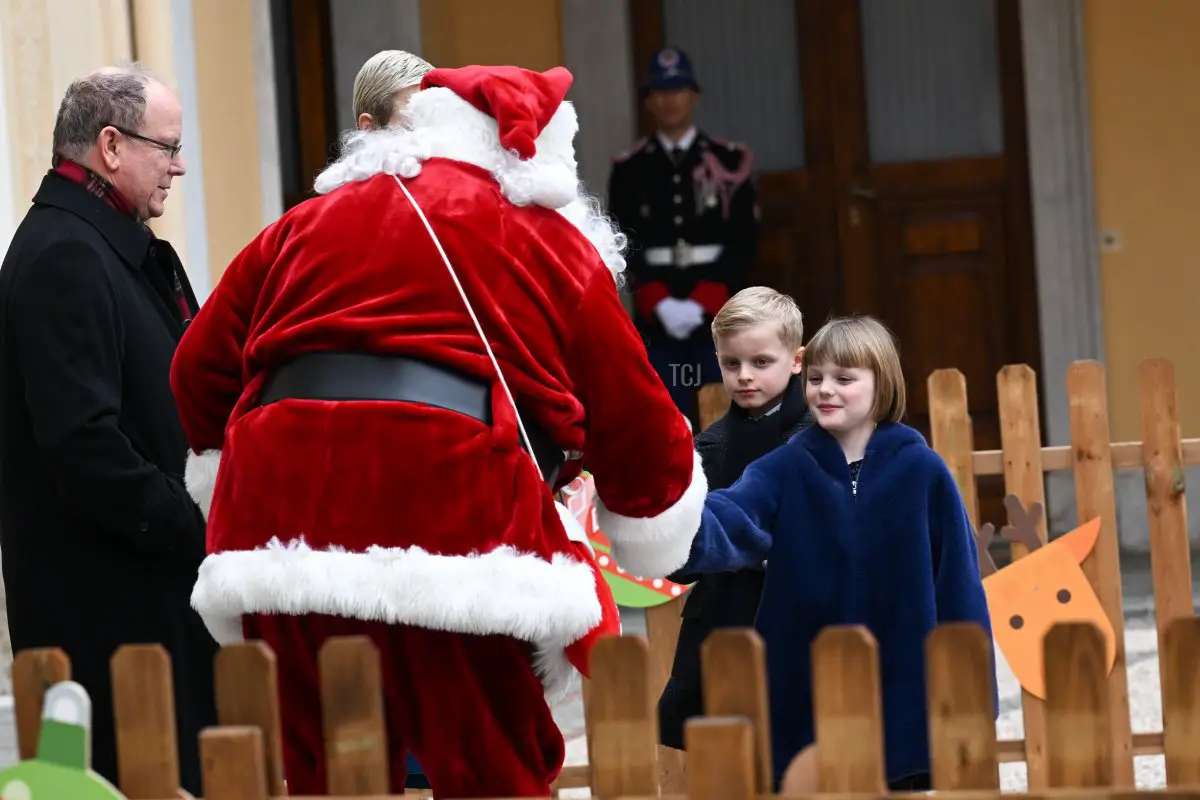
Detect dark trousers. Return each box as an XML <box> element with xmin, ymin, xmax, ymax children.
<box><xmin>644</xmin><ymin>330</ymin><xmax>721</xmax><ymax>427</ymax></box>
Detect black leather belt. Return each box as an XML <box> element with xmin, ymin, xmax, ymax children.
<box><xmin>258</xmin><ymin>352</ymin><xmax>565</xmax><ymax>486</ymax></box>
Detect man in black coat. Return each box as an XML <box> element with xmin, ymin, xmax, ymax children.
<box><xmin>0</xmin><ymin>63</ymin><xmax>217</xmax><ymax>794</ymax></box>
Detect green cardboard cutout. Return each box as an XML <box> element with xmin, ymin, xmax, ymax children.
<box><xmin>560</xmin><ymin>473</ymin><xmax>692</xmax><ymax>607</ymax></box>
<box><xmin>0</xmin><ymin>681</ymin><xmax>127</xmax><ymax>799</ymax></box>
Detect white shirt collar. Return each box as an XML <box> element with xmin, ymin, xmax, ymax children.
<box><xmin>657</xmin><ymin>126</ymin><xmax>697</xmax><ymax>154</ymax></box>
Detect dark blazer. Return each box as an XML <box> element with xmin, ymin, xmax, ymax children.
<box><xmin>0</xmin><ymin>173</ymin><xmax>217</xmax><ymax>795</ymax></box>
<box><xmin>657</xmin><ymin>375</ymin><xmax>811</xmax><ymax>750</ymax></box>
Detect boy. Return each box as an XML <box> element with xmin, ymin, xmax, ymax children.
<box><xmin>657</xmin><ymin>286</ymin><xmax>812</xmax><ymax>750</ymax></box>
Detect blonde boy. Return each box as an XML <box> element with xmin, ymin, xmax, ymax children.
<box><xmin>658</xmin><ymin>286</ymin><xmax>812</xmax><ymax>749</ymax></box>
<box><xmin>711</xmin><ymin>286</ymin><xmax>806</xmax><ymax>417</ymax></box>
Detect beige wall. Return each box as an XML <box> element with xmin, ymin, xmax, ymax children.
<box><xmin>191</xmin><ymin>0</ymin><xmax>270</xmax><ymax>285</ymax></box>
<box><xmin>419</xmin><ymin>0</ymin><xmax>563</xmax><ymax>70</ymax></box>
<box><xmin>0</xmin><ymin>0</ymin><xmax>277</xmax><ymax>295</ymax></box>
<box><xmin>129</xmin><ymin>0</ymin><xmax>189</xmax><ymax>263</ymax></box>
<box><xmin>1083</xmin><ymin>0</ymin><xmax>1200</xmax><ymax>440</ymax></box>
<box><xmin>0</xmin><ymin>0</ymin><xmax>132</xmax><ymax>240</ymax></box>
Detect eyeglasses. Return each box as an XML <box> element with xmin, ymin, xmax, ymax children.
<box><xmin>105</xmin><ymin>124</ymin><xmax>183</xmax><ymax>160</ymax></box>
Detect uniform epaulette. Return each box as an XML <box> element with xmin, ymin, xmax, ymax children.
<box><xmin>611</xmin><ymin>137</ymin><xmax>649</xmax><ymax>163</ymax></box>
<box><xmin>709</xmin><ymin>135</ymin><xmax>751</xmax><ymax>154</ymax></box>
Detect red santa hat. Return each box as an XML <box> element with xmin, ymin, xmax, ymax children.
<box><xmin>312</xmin><ymin>63</ymin><xmax>603</xmax><ymax>252</ymax></box>
<box><xmin>421</xmin><ymin>65</ymin><xmax>574</xmax><ymax>161</ymax></box>
<box><xmin>407</xmin><ymin>65</ymin><xmax>581</xmax><ymax>209</ymax></box>
<box><xmin>313</xmin><ymin>65</ymin><xmax>582</xmax><ymax>209</ymax></box>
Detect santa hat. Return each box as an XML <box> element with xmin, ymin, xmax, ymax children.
<box><xmin>314</xmin><ymin>64</ymin><xmax>587</xmax><ymax>213</ymax></box>
<box><xmin>422</xmin><ymin>65</ymin><xmax>574</xmax><ymax>161</ymax></box>
<box><xmin>412</xmin><ymin>65</ymin><xmax>580</xmax><ymax>209</ymax></box>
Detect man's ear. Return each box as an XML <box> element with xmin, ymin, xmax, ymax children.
<box><xmin>791</xmin><ymin>346</ymin><xmax>805</xmax><ymax>374</ymax></box>
<box><xmin>357</xmin><ymin>112</ymin><xmax>376</xmax><ymax>131</ymax></box>
<box><xmin>97</xmin><ymin>127</ymin><xmax>121</xmax><ymax>172</ymax></box>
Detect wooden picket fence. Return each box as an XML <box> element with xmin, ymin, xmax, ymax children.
<box><xmin>10</xmin><ymin>619</ymin><xmax>1200</xmax><ymax>799</ymax></box>
<box><xmin>555</xmin><ymin>357</ymin><xmax>1199</xmax><ymax>795</ymax></box>
<box><xmin>9</xmin><ymin>357</ymin><xmax>1196</xmax><ymax>798</ymax></box>
<box><xmin>926</xmin><ymin>357</ymin><xmax>1199</xmax><ymax>790</ymax></box>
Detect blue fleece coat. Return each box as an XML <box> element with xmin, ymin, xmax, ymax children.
<box><xmin>679</xmin><ymin>421</ymin><xmax>996</xmax><ymax>784</ymax></box>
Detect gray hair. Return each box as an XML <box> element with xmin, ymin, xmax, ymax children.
<box><xmin>52</xmin><ymin>62</ymin><xmax>156</xmax><ymax>161</ymax></box>
<box><xmin>352</xmin><ymin>50</ymin><xmax>433</xmax><ymax>126</ymax></box>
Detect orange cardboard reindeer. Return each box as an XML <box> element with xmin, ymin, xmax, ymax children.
<box><xmin>975</xmin><ymin>495</ymin><xmax>1115</xmax><ymax>699</ymax></box>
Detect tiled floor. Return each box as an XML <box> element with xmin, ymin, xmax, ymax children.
<box><xmin>0</xmin><ymin>697</ymin><xmax>14</xmax><ymax>769</ymax></box>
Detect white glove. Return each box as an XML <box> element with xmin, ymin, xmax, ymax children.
<box><xmin>655</xmin><ymin>297</ymin><xmax>706</xmax><ymax>340</ymax></box>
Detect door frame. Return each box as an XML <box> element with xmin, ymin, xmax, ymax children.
<box><xmin>561</xmin><ymin>0</ymin><xmax>1102</xmax><ymax>536</ymax></box>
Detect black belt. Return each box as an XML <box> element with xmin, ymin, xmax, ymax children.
<box><xmin>258</xmin><ymin>352</ymin><xmax>565</xmax><ymax>486</ymax></box>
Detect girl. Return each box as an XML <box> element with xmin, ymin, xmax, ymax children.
<box><xmin>678</xmin><ymin>315</ymin><xmax>996</xmax><ymax>791</ymax></box>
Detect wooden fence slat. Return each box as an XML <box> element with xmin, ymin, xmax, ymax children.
<box><xmin>12</xmin><ymin>647</ymin><xmax>70</xmax><ymax>761</ymax></box>
<box><xmin>1067</xmin><ymin>361</ymin><xmax>1135</xmax><ymax>787</ymax></box>
<box><xmin>810</xmin><ymin>625</ymin><xmax>886</xmax><ymax>794</ymax></box>
<box><xmin>684</xmin><ymin>717</ymin><xmax>756</xmax><ymax>800</ymax></box>
<box><xmin>319</xmin><ymin>635</ymin><xmax>390</xmax><ymax>796</ymax></box>
<box><xmin>1138</xmin><ymin>358</ymin><xmax>1196</xmax><ymax>670</ymax></box>
<box><xmin>215</xmin><ymin>641</ymin><xmax>286</xmax><ymax>796</ymax></box>
<box><xmin>925</xmin><ymin>623</ymin><xmax>999</xmax><ymax>790</ymax></box>
<box><xmin>588</xmin><ymin>635</ymin><xmax>658</xmax><ymax>798</ymax></box>
<box><xmin>200</xmin><ymin>726</ymin><xmax>269</xmax><ymax>800</ymax></box>
<box><xmin>1161</xmin><ymin>617</ymin><xmax>1200</xmax><ymax>786</ymax></box>
<box><xmin>929</xmin><ymin>368</ymin><xmax>981</xmax><ymax>528</ymax></box>
<box><xmin>996</xmin><ymin>363</ymin><xmax>1051</xmax><ymax>789</ymax></box>
<box><xmin>700</xmin><ymin>629</ymin><xmax>772</xmax><ymax>792</ymax></box>
<box><xmin>110</xmin><ymin>644</ymin><xmax>181</xmax><ymax>799</ymax></box>
<box><xmin>1044</xmin><ymin>622</ymin><xmax>1113</xmax><ymax>788</ymax></box>
<box><xmin>697</xmin><ymin>383</ymin><xmax>729</xmax><ymax>432</ymax></box>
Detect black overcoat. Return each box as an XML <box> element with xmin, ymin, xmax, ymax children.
<box><xmin>657</xmin><ymin>375</ymin><xmax>812</xmax><ymax>750</ymax></box>
<box><xmin>0</xmin><ymin>173</ymin><xmax>217</xmax><ymax>795</ymax></box>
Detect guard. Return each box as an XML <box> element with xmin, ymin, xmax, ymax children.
<box><xmin>607</xmin><ymin>45</ymin><xmax>759</xmax><ymax>425</ymax></box>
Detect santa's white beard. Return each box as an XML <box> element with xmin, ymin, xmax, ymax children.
<box><xmin>555</xmin><ymin>193</ymin><xmax>628</xmax><ymax>287</ymax></box>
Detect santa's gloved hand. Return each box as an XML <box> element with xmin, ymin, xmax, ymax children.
<box><xmin>655</xmin><ymin>297</ymin><xmax>706</xmax><ymax>340</ymax></box>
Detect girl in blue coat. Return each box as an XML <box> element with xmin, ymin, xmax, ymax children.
<box><xmin>678</xmin><ymin>315</ymin><xmax>996</xmax><ymax>791</ymax></box>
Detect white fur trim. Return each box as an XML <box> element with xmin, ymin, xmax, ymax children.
<box><xmin>185</xmin><ymin>449</ymin><xmax>222</xmax><ymax>521</ymax></box>
<box><xmin>312</xmin><ymin>87</ymin><xmax>627</xmax><ymax>284</ymax></box>
<box><xmin>598</xmin><ymin>448</ymin><xmax>707</xmax><ymax>578</ymax></box>
<box><xmin>190</xmin><ymin>538</ymin><xmax>602</xmax><ymax>701</ymax></box>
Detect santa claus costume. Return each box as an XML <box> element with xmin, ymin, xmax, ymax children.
<box><xmin>171</xmin><ymin>64</ymin><xmax>706</xmax><ymax>797</ymax></box>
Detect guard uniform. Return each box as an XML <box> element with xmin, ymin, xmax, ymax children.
<box><xmin>607</xmin><ymin>47</ymin><xmax>758</xmax><ymax>423</ymax></box>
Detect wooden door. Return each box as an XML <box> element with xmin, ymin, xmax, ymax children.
<box><xmin>631</xmin><ymin>0</ymin><xmax>1042</xmax><ymax>525</ymax></box>
<box><xmin>269</xmin><ymin>0</ymin><xmax>340</xmax><ymax>211</ymax></box>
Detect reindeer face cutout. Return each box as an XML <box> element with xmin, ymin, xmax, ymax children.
<box><xmin>976</xmin><ymin>495</ymin><xmax>1115</xmax><ymax>699</ymax></box>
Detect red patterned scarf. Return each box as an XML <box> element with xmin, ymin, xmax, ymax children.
<box><xmin>51</xmin><ymin>155</ymin><xmax>138</xmax><ymax>218</ymax></box>
<box><xmin>50</xmin><ymin>156</ymin><xmax>192</xmax><ymax>323</ymax></box>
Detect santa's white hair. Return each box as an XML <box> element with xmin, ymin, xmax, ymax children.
<box><xmin>314</xmin><ymin>86</ymin><xmax>627</xmax><ymax>285</ymax></box>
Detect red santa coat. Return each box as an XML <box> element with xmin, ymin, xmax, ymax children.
<box><xmin>172</xmin><ymin>70</ymin><xmax>706</xmax><ymax>700</ymax></box>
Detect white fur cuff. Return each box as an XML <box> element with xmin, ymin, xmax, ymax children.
<box><xmin>597</xmin><ymin>448</ymin><xmax>707</xmax><ymax>578</ymax></box>
<box><xmin>185</xmin><ymin>449</ymin><xmax>221</xmax><ymax>521</ymax></box>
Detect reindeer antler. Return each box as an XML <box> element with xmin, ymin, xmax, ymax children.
<box><xmin>975</xmin><ymin>522</ymin><xmax>999</xmax><ymax>577</ymax></box>
<box><xmin>1000</xmin><ymin>494</ymin><xmax>1045</xmax><ymax>553</ymax></box>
